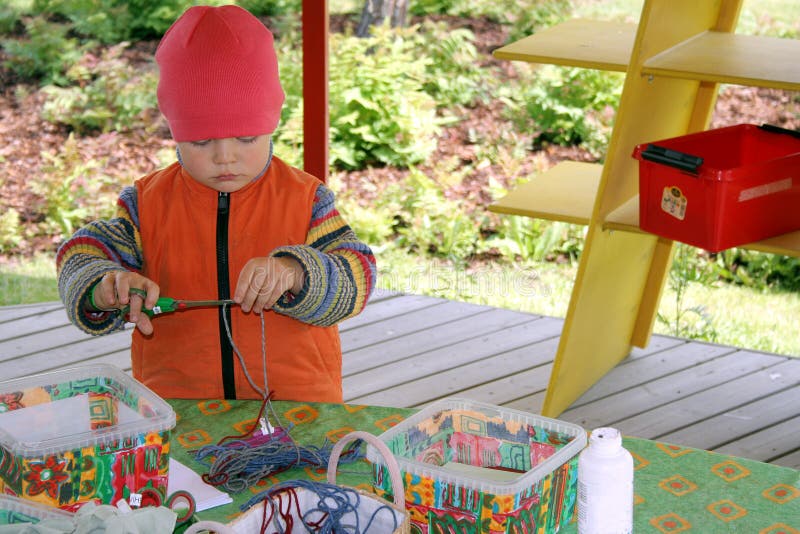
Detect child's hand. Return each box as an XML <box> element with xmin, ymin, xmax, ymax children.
<box><xmin>92</xmin><ymin>271</ymin><xmax>160</xmax><ymax>335</ymax></box>
<box><xmin>235</xmin><ymin>256</ymin><xmax>305</xmax><ymax>313</ymax></box>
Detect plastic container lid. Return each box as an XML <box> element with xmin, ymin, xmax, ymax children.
<box><xmin>0</xmin><ymin>364</ymin><xmax>176</xmax><ymax>458</ymax></box>
<box><xmin>0</xmin><ymin>494</ymin><xmax>74</xmax><ymax>523</ymax></box>
<box><xmin>367</xmin><ymin>397</ymin><xmax>587</xmax><ymax>496</ymax></box>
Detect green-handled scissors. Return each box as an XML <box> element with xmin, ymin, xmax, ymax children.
<box><xmin>122</xmin><ymin>288</ymin><xmax>236</xmax><ymax>318</ymax></box>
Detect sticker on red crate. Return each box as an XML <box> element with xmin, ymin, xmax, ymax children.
<box><xmin>661</xmin><ymin>186</ymin><xmax>688</xmax><ymax>220</ymax></box>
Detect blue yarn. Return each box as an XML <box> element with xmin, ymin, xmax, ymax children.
<box><xmin>193</xmin><ymin>438</ymin><xmax>365</xmax><ymax>494</ymax></box>
<box><xmin>242</xmin><ymin>479</ymin><xmax>402</xmax><ymax>533</ymax></box>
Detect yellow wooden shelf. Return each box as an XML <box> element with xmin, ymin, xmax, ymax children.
<box><xmin>642</xmin><ymin>31</ymin><xmax>800</xmax><ymax>91</ymax></box>
<box><xmin>488</xmin><ymin>161</ymin><xmax>602</xmax><ymax>225</ymax></box>
<box><xmin>491</xmin><ymin>0</ymin><xmax>800</xmax><ymax>417</ymax></box>
<box><xmin>492</xmin><ymin>19</ymin><xmax>636</xmax><ymax>72</ymax></box>
<box><xmin>603</xmin><ymin>196</ymin><xmax>800</xmax><ymax>258</ymax></box>
<box><xmin>750</xmin><ymin>230</ymin><xmax>800</xmax><ymax>258</ymax></box>
<box><xmin>603</xmin><ymin>196</ymin><xmax>641</xmax><ymax>233</ymax></box>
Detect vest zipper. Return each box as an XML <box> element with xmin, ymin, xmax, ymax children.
<box><xmin>216</xmin><ymin>191</ymin><xmax>236</xmax><ymax>399</ymax></box>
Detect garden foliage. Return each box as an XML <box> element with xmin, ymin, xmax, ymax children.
<box><xmin>1</xmin><ymin>0</ymin><xmax>799</xmax><ymax>306</ymax></box>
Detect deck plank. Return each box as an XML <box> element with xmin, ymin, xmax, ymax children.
<box><xmin>340</xmin><ymin>300</ymin><xmax>487</xmax><ymax>352</ymax></box>
<box><xmin>337</xmin><ymin>292</ymin><xmax>435</xmax><ymax>331</ymax></box>
<box><xmin>617</xmin><ymin>358</ymin><xmax>800</xmax><ymax>439</ymax></box>
<box><xmin>717</xmin><ymin>413</ymin><xmax>800</xmax><ymax>468</ymax></box>
<box><xmin>0</xmin><ymin>307</ymin><xmax>72</xmax><ymax>340</ymax></box>
<box><xmin>352</xmin><ymin>336</ymin><xmax>561</xmax><ymax>408</ymax></box>
<box><xmin>568</xmin><ymin>340</ymin><xmax>734</xmax><ymax>407</ymax></box>
<box><xmin>0</xmin><ymin>295</ymin><xmax>798</xmax><ymax>468</ymax></box>
<box><xmin>425</xmin><ymin>338</ymin><xmax>562</xmax><ymax>410</ymax></box>
<box><xmin>561</xmin><ymin>351</ymin><xmax>779</xmax><ymax>430</ymax></box>
<box><xmin>0</xmin><ymin>302</ymin><xmax>64</xmax><ymax>323</ymax></box>
<box><xmin>652</xmin><ymin>379</ymin><xmax>800</xmax><ymax>451</ymax></box>
<box><xmin>0</xmin><ymin>329</ymin><xmax>132</xmax><ymax>379</ymax></box>
<box><xmin>768</xmin><ymin>446</ymin><xmax>800</xmax><ymax>469</ymax></box>
<box><xmin>343</xmin><ymin>307</ymin><xmax>533</xmax><ymax>375</ymax></box>
<box><xmin>0</xmin><ymin>323</ymin><xmax>110</xmax><ymax>361</ymax></box>
<box><xmin>344</xmin><ymin>317</ymin><xmax>563</xmax><ymax>402</ymax></box>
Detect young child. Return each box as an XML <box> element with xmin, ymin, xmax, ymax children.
<box><xmin>56</xmin><ymin>5</ymin><xmax>376</xmax><ymax>403</ymax></box>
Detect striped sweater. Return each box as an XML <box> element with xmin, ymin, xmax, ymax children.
<box><xmin>56</xmin><ymin>167</ymin><xmax>376</xmax><ymax>335</ymax></box>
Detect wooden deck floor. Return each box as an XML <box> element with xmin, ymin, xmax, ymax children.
<box><xmin>1</xmin><ymin>290</ymin><xmax>798</xmax><ymax>469</ymax></box>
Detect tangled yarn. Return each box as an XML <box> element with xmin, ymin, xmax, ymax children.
<box><xmin>194</xmin><ymin>436</ymin><xmax>364</xmax><ymax>494</ymax></box>
<box><xmin>242</xmin><ymin>479</ymin><xmax>402</xmax><ymax>534</ymax></box>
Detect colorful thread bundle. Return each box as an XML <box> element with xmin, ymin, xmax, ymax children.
<box><xmin>194</xmin><ymin>435</ymin><xmax>364</xmax><ymax>494</ymax></box>
<box><xmin>192</xmin><ymin>393</ymin><xmax>364</xmax><ymax>493</ymax></box>
<box><xmin>243</xmin><ymin>479</ymin><xmax>403</xmax><ymax>534</ymax></box>
<box><xmin>195</xmin><ymin>307</ymin><xmax>364</xmax><ymax>499</ymax></box>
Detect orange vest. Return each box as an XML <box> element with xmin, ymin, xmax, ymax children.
<box><xmin>132</xmin><ymin>158</ymin><xmax>342</xmax><ymax>402</ymax></box>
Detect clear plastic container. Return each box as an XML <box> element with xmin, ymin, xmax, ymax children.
<box><xmin>367</xmin><ymin>397</ymin><xmax>587</xmax><ymax>533</ymax></box>
<box><xmin>0</xmin><ymin>364</ymin><xmax>176</xmax><ymax>510</ymax></box>
<box><xmin>0</xmin><ymin>494</ymin><xmax>73</xmax><ymax>525</ymax></box>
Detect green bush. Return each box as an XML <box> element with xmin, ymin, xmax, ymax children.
<box><xmin>412</xmin><ymin>21</ymin><xmax>485</xmax><ymax>107</ymax></box>
<box><xmin>389</xmin><ymin>168</ymin><xmax>483</xmax><ymax>259</ymax></box>
<box><xmin>409</xmin><ymin>0</ymin><xmax>570</xmax><ymax>45</ymax></box>
<box><xmin>41</xmin><ymin>42</ymin><xmax>159</xmax><ymax>133</ymax></box>
<box><xmin>0</xmin><ymin>2</ymin><xmax>24</xmax><ymax>35</ymax></box>
<box><xmin>484</xmin><ymin>216</ymin><xmax>584</xmax><ymax>262</ymax></box>
<box><xmin>332</xmin><ymin>195</ymin><xmax>396</xmax><ymax>250</ymax></box>
<box><xmin>30</xmin><ymin>0</ymin><xmax>230</xmax><ymax>42</ymax></box>
<box><xmin>277</xmin><ymin>23</ymin><xmax>441</xmax><ymax>170</ymax></box>
<box><xmin>503</xmin><ymin>0</ymin><xmax>571</xmax><ymax>44</ymax></box>
<box><xmin>236</xmin><ymin>0</ymin><xmax>302</xmax><ymax>17</ymax></box>
<box><xmin>409</xmin><ymin>0</ymin><xmax>568</xmax><ymax>25</ymax></box>
<box><xmin>31</xmin><ymin>134</ymin><xmax>116</xmax><ymax>240</ymax></box>
<box><xmin>504</xmin><ymin>65</ymin><xmax>623</xmax><ymax>156</ymax></box>
<box><xmin>34</xmin><ymin>0</ymin><xmax>132</xmax><ymax>43</ymax></box>
<box><xmin>329</xmin><ymin>24</ymin><xmax>441</xmax><ymax>169</ymax></box>
<box><xmin>0</xmin><ymin>208</ymin><xmax>23</xmax><ymax>254</ymax></box>
<box><xmin>713</xmin><ymin>248</ymin><xmax>800</xmax><ymax>291</ymax></box>
<box><xmin>1</xmin><ymin>16</ymin><xmax>83</xmax><ymax>85</ymax></box>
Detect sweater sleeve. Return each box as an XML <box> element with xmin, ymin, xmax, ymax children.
<box><xmin>271</xmin><ymin>184</ymin><xmax>376</xmax><ymax>326</ymax></box>
<box><xmin>55</xmin><ymin>186</ymin><xmax>143</xmax><ymax>335</ymax></box>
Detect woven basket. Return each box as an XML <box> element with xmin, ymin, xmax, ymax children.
<box><xmin>187</xmin><ymin>431</ymin><xmax>410</xmax><ymax>533</ymax></box>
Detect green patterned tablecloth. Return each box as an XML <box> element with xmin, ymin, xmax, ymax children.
<box><xmin>168</xmin><ymin>400</ymin><xmax>799</xmax><ymax>532</ymax></box>
<box><xmin>168</xmin><ymin>399</ymin><xmax>410</xmax><ymax>525</ymax></box>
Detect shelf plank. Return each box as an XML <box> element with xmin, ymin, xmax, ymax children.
<box><xmin>643</xmin><ymin>31</ymin><xmax>800</xmax><ymax>91</ymax></box>
<box><xmin>492</xmin><ymin>19</ymin><xmax>636</xmax><ymax>72</ymax></box>
<box><xmin>603</xmin><ymin>195</ymin><xmax>641</xmax><ymax>233</ymax></box>
<box><xmin>604</xmin><ymin>195</ymin><xmax>800</xmax><ymax>257</ymax></box>
<box><xmin>488</xmin><ymin>161</ymin><xmax>602</xmax><ymax>225</ymax></box>
<box><xmin>745</xmin><ymin>230</ymin><xmax>800</xmax><ymax>258</ymax></box>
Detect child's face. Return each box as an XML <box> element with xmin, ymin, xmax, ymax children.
<box><xmin>177</xmin><ymin>135</ymin><xmax>272</xmax><ymax>193</ymax></box>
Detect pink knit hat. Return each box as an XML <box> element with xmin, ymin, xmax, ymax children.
<box><xmin>155</xmin><ymin>5</ymin><xmax>285</xmax><ymax>142</ymax></box>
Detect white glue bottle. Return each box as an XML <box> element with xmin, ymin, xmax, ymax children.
<box><xmin>577</xmin><ymin>427</ymin><xmax>633</xmax><ymax>534</ymax></box>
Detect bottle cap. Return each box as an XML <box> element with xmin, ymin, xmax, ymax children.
<box><xmin>589</xmin><ymin>427</ymin><xmax>622</xmax><ymax>453</ymax></box>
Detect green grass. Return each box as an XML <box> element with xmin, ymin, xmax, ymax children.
<box><xmin>375</xmin><ymin>249</ymin><xmax>799</xmax><ymax>358</ymax></box>
<box><xmin>376</xmin><ymin>248</ymin><xmax>578</xmax><ymax>314</ymax></box>
<box><xmin>0</xmin><ymin>254</ymin><xmax>60</xmax><ymax>305</ymax></box>
<box><xmin>657</xmin><ymin>283</ymin><xmax>800</xmax><ymax>356</ymax></box>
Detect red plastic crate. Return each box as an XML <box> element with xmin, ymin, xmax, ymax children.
<box><xmin>633</xmin><ymin>124</ymin><xmax>800</xmax><ymax>252</ymax></box>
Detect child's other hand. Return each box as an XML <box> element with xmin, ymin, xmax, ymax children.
<box><xmin>235</xmin><ymin>256</ymin><xmax>305</xmax><ymax>313</ymax></box>
<box><xmin>93</xmin><ymin>271</ymin><xmax>160</xmax><ymax>335</ymax></box>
